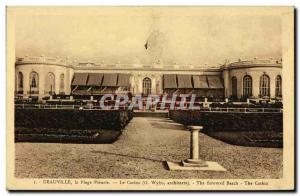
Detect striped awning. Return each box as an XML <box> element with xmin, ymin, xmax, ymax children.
<box><xmin>87</xmin><ymin>73</ymin><xmax>103</xmax><ymax>86</ymax></box>
<box><xmin>207</xmin><ymin>75</ymin><xmax>224</xmax><ymax>88</ymax></box>
<box><xmin>102</xmin><ymin>73</ymin><xmax>118</xmax><ymax>87</ymax></box>
<box><xmin>72</xmin><ymin>73</ymin><xmax>88</xmax><ymax>86</ymax></box>
<box><xmin>177</xmin><ymin>75</ymin><xmax>193</xmax><ymax>89</ymax></box>
<box><xmin>117</xmin><ymin>74</ymin><xmax>131</xmax><ymax>87</ymax></box>
<box><xmin>163</xmin><ymin>74</ymin><xmax>177</xmax><ymax>89</ymax></box>
<box><xmin>193</xmin><ymin>75</ymin><xmax>209</xmax><ymax>88</ymax></box>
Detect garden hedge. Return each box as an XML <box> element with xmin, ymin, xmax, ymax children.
<box><xmin>169</xmin><ymin>110</ymin><xmax>283</xmax><ymax>132</ymax></box>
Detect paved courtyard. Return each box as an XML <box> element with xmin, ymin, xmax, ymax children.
<box><xmin>15</xmin><ymin>117</ymin><xmax>283</xmax><ymax>179</ymax></box>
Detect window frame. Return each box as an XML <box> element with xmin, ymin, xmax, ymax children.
<box><xmin>259</xmin><ymin>74</ymin><xmax>270</xmax><ymax>98</ymax></box>
<box><xmin>243</xmin><ymin>75</ymin><xmax>252</xmax><ymax>98</ymax></box>
<box><xmin>275</xmin><ymin>75</ymin><xmax>282</xmax><ymax>97</ymax></box>
<box><xmin>142</xmin><ymin>77</ymin><xmax>152</xmax><ymax>96</ymax></box>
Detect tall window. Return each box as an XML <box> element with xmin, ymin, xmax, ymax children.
<box><xmin>46</xmin><ymin>72</ymin><xmax>55</xmax><ymax>94</ymax></box>
<box><xmin>60</xmin><ymin>73</ymin><xmax>65</xmax><ymax>93</ymax></box>
<box><xmin>243</xmin><ymin>75</ymin><xmax>252</xmax><ymax>97</ymax></box>
<box><xmin>18</xmin><ymin>72</ymin><xmax>23</xmax><ymax>89</ymax></box>
<box><xmin>142</xmin><ymin>77</ymin><xmax>151</xmax><ymax>96</ymax></box>
<box><xmin>29</xmin><ymin>72</ymin><xmax>39</xmax><ymax>88</ymax></box>
<box><xmin>275</xmin><ymin>75</ymin><xmax>282</xmax><ymax>97</ymax></box>
<box><xmin>259</xmin><ymin>74</ymin><xmax>270</xmax><ymax>97</ymax></box>
<box><xmin>231</xmin><ymin>76</ymin><xmax>237</xmax><ymax>97</ymax></box>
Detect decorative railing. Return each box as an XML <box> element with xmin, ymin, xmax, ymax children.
<box><xmin>15</xmin><ymin>104</ymin><xmax>123</xmax><ymax>110</ymax></box>
<box><xmin>191</xmin><ymin>107</ymin><xmax>282</xmax><ymax>113</ymax></box>
<box><xmin>15</xmin><ymin>56</ymin><xmax>73</xmax><ymax>66</ymax></box>
<box><xmin>14</xmin><ymin>103</ymin><xmax>282</xmax><ymax>113</ymax></box>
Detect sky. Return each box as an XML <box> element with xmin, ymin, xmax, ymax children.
<box><xmin>13</xmin><ymin>7</ymin><xmax>282</xmax><ymax>66</ymax></box>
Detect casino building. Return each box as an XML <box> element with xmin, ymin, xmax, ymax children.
<box><xmin>15</xmin><ymin>55</ymin><xmax>282</xmax><ymax>101</ymax></box>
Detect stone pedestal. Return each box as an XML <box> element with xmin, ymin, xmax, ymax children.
<box><xmin>166</xmin><ymin>125</ymin><xmax>226</xmax><ymax>171</ymax></box>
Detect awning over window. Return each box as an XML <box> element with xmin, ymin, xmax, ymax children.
<box><xmin>72</xmin><ymin>73</ymin><xmax>88</xmax><ymax>86</ymax></box>
<box><xmin>207</xmin><ymin>75</ymin><xmax>224</xmax><ymax>88</ymax></box>
<box><xmin>102</xmin><ymin>73</ymin><xmax>118</xmax><ymax>87</ymax></box>
<box><xmin>87</xmin><ymin>73</ymin><xmax>103</xmax><ymax>86</ymax></box>
<box><xmin>177</xmin><ymin>75</ymin><xmax>193</xmax><ymax>89</ymax></box>
<box><xmin>163</xmin><ymin>74</ymin><xmax>177</xmax><ymax>89</ymax></box>
<box><xmin>117</xmin><ymin>74</ymin><xmax>131</xmax><ymax>87</ymax></box>
<box><xmin>193</xmin><ymin>75</ymin><xmax>209</xmax><ymax>88</ymax></box>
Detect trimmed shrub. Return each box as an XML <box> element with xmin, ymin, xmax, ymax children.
<box><xmin>15</xmin><ymin>108</ymin><xmax>133</xmax><ymax>131</ymax></box>
<box><xmin>169</xmin><ymin>110</ymin><xmax>283</xmax><ymax>132</ymax></box>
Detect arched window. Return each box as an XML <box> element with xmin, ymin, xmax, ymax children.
<box><xmin>243</xmin><ymin>75</ymin><xmax>252</xmax><ymax>97</ymax></box>
<box><xmin>59</xmin><ymin>73</ymin><xmax>65</xmax><ymax>93</ymax></box>
<box><xmin>275</xmin><ymin>75</ymin><xmax>282</xmax><ymax>97</ymax></box>
<box><xmin>29</xmin><ymin>72</ymin><xmax>39</xmax><ymax>89</ymax></box>
<box><xmin>142</xmin><ymin>77</ymin><xmax>151</xmax><ymax>96</ymax></box>
<box><xmin>46</xmin><ymin>72</ymin><xmax>55</xmax><ymax>94</ymax></box>
<box><xmin>259</xmin><ymin>74</ymin><xmax>270</xmax><ymax>97</ymax></box>
<box><xmin>231</xmin><ymin>76</ymin><xmax>237</xmax><ymax>97</ymax></box>
<box><xmin>18</xmin><ymin>72</ymin><xmax>23</xmax><ymax>89</ymax></box>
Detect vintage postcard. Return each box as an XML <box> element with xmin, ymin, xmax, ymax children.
<box><xmin>6</xmin><ymin>6</ymin><xmax>294</xmax><ymax>190</ymax></box>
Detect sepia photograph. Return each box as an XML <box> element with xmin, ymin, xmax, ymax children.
<box><xmin>6</xmin><ymin>6</ymin><xmax>294</xmax><ymax>191</ymax></box>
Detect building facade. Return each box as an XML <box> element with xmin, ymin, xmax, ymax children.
<box><xmin>15</xmin><ymin>56</ymin><xmax>282</xmax><ymax>100</ymax></box>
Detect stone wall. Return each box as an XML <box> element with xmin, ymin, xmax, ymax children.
<box><xmin>227</xmin><ymin>66</ymin><xmax>282</xmax><ymax>98</ymax></box>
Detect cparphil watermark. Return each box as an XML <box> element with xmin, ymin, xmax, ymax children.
<box><xmin>98</xmin><ymin>94</ymin><xmax>201</xmax><ymax>110</ymax></box>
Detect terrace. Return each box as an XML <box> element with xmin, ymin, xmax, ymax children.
<box><xmin>15</xmin><ymin>117</ymin><xmax>282</xmax><ymax>179</ymax></box>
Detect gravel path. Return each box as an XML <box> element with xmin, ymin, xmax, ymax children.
<box><xmin>15</xmin><ymin>117</ymin><xmax>282</xmax><ymax>179</ymax></box>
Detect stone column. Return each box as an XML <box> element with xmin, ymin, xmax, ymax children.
<box><xmin>66</xmin><ymin>69</ymin><xmax>70</xmax><ymax>95</ymax></box>
<box><xmin>138</xmin><ymin>77</ymin><xmax>143</xmax><ymax>95</ymax></box>
<box><xmin>156</xmin><ymin>75</ymin><xmax>162</xmax><ymax>94</ymax></box>
<box><xmin>22</xmin><ymin>70</ymin><xmax>29</xmax><ymax>98</ymax></box>
<box><xmin>222</xmin><ymin>70</ymin><xmax>230</xmax><ymax>97</ymax></box>
<box><xmin>38</xmin><ymin>71</ymin><xmax>45</xmax><ymax>101</ymax></box>
<box><xmin>182</xmin><ymin>126</ymin><xmax>207</xmax><ymax>167</ymax></box>
<box><xmin>252</xmin><ymin>72</ymin><xmax>260</xmax><ymax>98</ymax></box>
<box><xmin>237</xmin><ymin>75</ymin><xmax>243</xmax><ymax>98</ymax></box>
<box><xmin>55</xmin><ymin>72</ymin><xmax>60</xmax><ymax>95</ymax></box>
<box><xmin>270</xmin><ymin>75</ymin><xmax>276</xmax><ymax>98</ymax></box>
<box><xmin>190</xmin><ymin>128</ymin><xmax>200</xmax><ymax>160</ymax></box>
<box><xmin>152</xmin><ymin>77</ymin><xmax>156</xmax><ymax>94</ymax></box>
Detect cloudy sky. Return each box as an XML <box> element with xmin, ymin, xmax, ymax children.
<box><xmin>13</xmin><ymin>7</ymin><xmax>282</xmax><ymax>65</ymax></box>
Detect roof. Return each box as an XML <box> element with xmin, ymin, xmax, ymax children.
<box><xmin>87</xmin><ymin>73</ymin><xmax>103</xmax><ymax>86</ymax></box>
<box><xmin>193</xmin><ymin>75</ymin><xmax>209</xmax><ymax>88</ymax></box>
<box><xmin>117</xmin><ymin>74</ymin><xmax>131</xmax><ymax>87</ymax></box>
<box><xmin>207</xmin><ymin>75</ymin><xmax>224</xmax><ymax>88</ymax></box>
<box><xmin>163</xmin><ymin>74</ymin><xmax>177</xmax><ymax>89</ymax></box>
<box><xmin>177</xmin><ymin>75</ymin><xmax>193</xmax><ymax>89</ymax></box>
<box><xmin>102</xmin><ymin>73</ymin><xmax>118</xmax><ymax>87</ymax></box>
<box><xmin>72</xmin><ymin>73</ymin><xmax>88</xmax><ymax>86</ymax></box>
